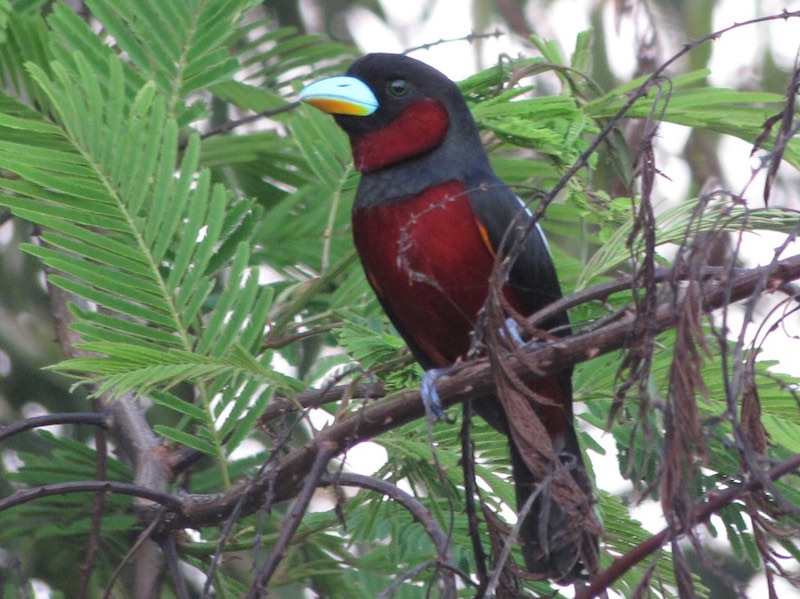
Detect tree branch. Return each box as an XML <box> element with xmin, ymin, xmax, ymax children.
<box><xmin>0</xmin><ymin>480</ymin><xmax>183</xmax><ymax>513</ymax></box>
<box><xmin>322</xmin><ymin>472</ymin><xmax>461</xmax><ymax>598</ymax></box>
<box><xmin>574</xmin><ymin>452</ymin><xmax>800</xmax><ymax>599</ymax></box>
<box><xmin>78</xmin><ymin>401</ymin><xmax>110</xmax><ymax>599</ymax></box>
<box><xmin>256</xmin><ymin>265</ymin><xmax>769</xmax><ymax>426</ymax></box>
<box><xmin>0</xmin><ymin>411</ymin><xmax>111</xmax><ymax>443</ymax></box>
<box><xmin>164</xmin><ymin>254</ymin><xmax>800</xmax><ymax>530</ymax></box>
<box><xmin>102</xmin><ymin>507</ymin><xmax>169</xmax><ymax>599</ymax></box>
<box><xmin>45</xmin><ymin>265</ymin><xmax>171</xmax><ymax>599</ymax></box>
<box><xmin>10</xmin><ymin>258</ymin><xmax>798</xmax><ymax>538</ymax></box>
<box><xmin>246</xmin><ymin>442</ymin><xmax>336</xmax><ymax>599</ymax></box>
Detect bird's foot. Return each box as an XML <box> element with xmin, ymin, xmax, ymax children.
<box><xmin>421</xmin><ymin>367</ymin><xmax>454</xmax><ymax>423</ymax></box>
<box><xmin>500</xmin><ymin>316</ymin><xmax>527</xmax><ymax>347</ymax></box>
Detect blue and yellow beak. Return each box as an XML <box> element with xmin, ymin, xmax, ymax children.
<box><xmin>298</xmin><ymin>76</ymin><xmax>379</xmax><ymax>116</ymax></box>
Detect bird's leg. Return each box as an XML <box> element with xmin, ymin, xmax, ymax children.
<box><xmin>501</xmin><ymin>316</ymin><xmax>527</xmax><ymax>347</ymax></box>
<box><xmin>421</xmin><ymin>367</ymin><xmax>455</xmax><ymax>423</ymax></box>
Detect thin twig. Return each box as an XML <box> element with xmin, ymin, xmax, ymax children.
<box><xmin>542</xmin><ymin>9</ymin><xmax>800</xmax><ymax>211</ymax></box>
<box><xmin>403</xmin><ymin>30</ymin><xmax>504</xmax><ymax>55</ymax></box>
<box><xmin>759</xmin><ymin>44</ymin><xmax>800</xmax><ymax>203</ymax></box>
<box><xmin>203</xmin><ymin>409</ymin><xmax>308</xmax><ymax>598</ymax></box>
<box><xmin>460</xmin><ymin>400</ymin><xmax>488</xmax><ymax>595</ymax></box>
<box><xmin>574</xmin><ymin>452</ymin><xmax>800</xmax><ymax>599</ymax></box>
<box><xmin>0</xmin><ymin>481</ymin><xmax>183</xmax><ymax>513</ymax></box>
<box><xmin>484</xmin><ymin>483</ymin><xmax>542</xmax><ymax>597</ymax></box>
<box><xmin>197</xmin><ymin>102</ymin><xmax>300</xmax><ymax>144</ymax></box>
<box><xmin>0</xmin><ymin>410</ymin><xmax>111</xmax><ymax>443</ymax></box>
<box><xmin>322</xmin><ymin>472</ymin><xmax>463</xmax><ymax>597</ymax></box>
<box><xmin>78</xmin><ymin>401</ymin><xmax>109</xmax><ymax>599</ymax></box>
<box><xmin>246</xmin><ymin>442</ymin><xmax>335</xmax><ymax>599</ymax></box>
<box><xmin>199</xmin><ymin>486</ymin><xmax>248</xmax><ymax>599</ymax></box>
<box><xmin>161</xmin><ymin>534</ymin><xmax>190</xmax><ymax>599</ymax></box>
<box><xmin>102</xmin><ymin>507</ymin><xmax>168</xmax><ymax>599</ymax></box>
<box><xmin>376</xmin><ymin>559</ymin><xmax>438</xmax><ymax>599</ymax></box>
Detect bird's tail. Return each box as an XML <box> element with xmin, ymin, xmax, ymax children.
<box><xmin>509</xmin><ymin>423</ymin><xmax>599</xmax><ymax>583</ymax></box>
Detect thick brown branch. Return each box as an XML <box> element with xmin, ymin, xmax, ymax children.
<box><xmin>167</xmin><ymin>255</ymin><xmax>800</xmax><ymax>530</ymax></box>
<box><xmin>257</xmin><ymin>265</ymin><xmax>761</xmax><ymax>425</ymax></box>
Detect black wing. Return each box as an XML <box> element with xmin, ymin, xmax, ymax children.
<box><xmin>466</xmin><ymin>178</ymin><xmax>569</xmax><ymax>333</ymax></box>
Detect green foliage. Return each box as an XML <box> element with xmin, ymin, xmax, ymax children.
<box><xmin>336</xmin><ymin>317</ymin><xmax>422</xmax><ymax>390</ymax></box>
<box><xmin>0</xmin><ymin>429</ymin><xmax>135</xmax><ymax>576</ymax></box>
<box><xmin>0</xmin><ymin>3</ymin><xmax>798</xmax><ymax>598</ymax></box>
<box><xmin>586</xmin><ymin>70</ymin><xmax>800</xmax><ymax>167</ymax></box>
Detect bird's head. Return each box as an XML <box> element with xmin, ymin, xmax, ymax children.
<box><xmin>299</xmin><ymin>53</ymin><xmax>472</xmax><ymax>173</ymax></box>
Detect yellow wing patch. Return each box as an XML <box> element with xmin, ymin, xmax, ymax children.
<box><xmin>474</xmin><ymin>218</ymin><xmax>496</xmax><ymax>257</ymax></box>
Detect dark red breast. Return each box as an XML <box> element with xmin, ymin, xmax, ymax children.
<box><xmin>352</xmin><ymin>178</ymin><xmax>569</xmax><ymax>439</ymax></box>
<box><xmin>352</xmin><ymin>180</ymin><xmax>497</xmax><ymax>367</ymax></box>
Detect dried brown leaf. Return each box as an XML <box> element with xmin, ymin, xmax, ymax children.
<box><xmin>741</xmin><ymin>353</ymin><xmax>768</xmax><ymax>455</ymax></box>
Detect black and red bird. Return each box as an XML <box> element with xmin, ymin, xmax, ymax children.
<box><xmin>300</xmin><ymin>53</ymin><xmax>597</xmax><ymax>581</ymax></box>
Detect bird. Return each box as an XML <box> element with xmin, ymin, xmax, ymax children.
<box><xmin>299</xmin><ymin>52</ymin><xmax>598</xmax><ymax>582</ymax></box>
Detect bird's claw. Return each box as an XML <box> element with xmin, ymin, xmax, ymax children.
<box><xmin>421</xmin><ymin>367</ymin><xmax>454</xmax><ymax>423</ymax></box>
<box><xmin>501</xmin><ymin>316</ymin><xmax>527</xmax><ymax>347</ymax></box>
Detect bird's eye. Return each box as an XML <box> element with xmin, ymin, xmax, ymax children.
<box><xmin>387</xmin><ymin>78</ymin><xmax>410</xmax><ymax>97</ymax></box>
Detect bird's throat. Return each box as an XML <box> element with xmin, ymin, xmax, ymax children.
<box><xmin>351</xmin><ymin>99</ymin><xmax>449</xmax><ymax>173</ymax></box>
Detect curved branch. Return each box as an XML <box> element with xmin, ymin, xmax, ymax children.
<box><xmin>322</xmin><ymin>472</ymin><xmax>461</xmax><ymax>598</ymax></box>
<box><xmin>0</xmin><ymin>480</ymin><xmax>183</xmax><ymax>513</ymax></box>
<box><xmin>0</xmin><ymin>410</ymin><xmax>111</xmax><ymax>443</ymax></box>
